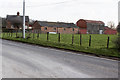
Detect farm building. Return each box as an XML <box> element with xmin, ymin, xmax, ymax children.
<box><xmin>104</xmin><ymin>27</ymin><xmax>117</xmax><ymax>35</ymax></box>
<box><xmin>76</xmin><ymin>19</ymin><xmax>105</xmax><ymax>34</ymax></box>
<box><xmin>32</xmin><ymin>21</ymin><xmax>79</xmax><ymax>34</ymax></box>
<box><xmin>6</xmin><ymin>12</ymin><xmax>29</xmax><ymax>29</ymax></box>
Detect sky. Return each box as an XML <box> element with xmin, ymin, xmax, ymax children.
<box><xmin>0</xmin><ymin>0</ymin><xmax>119</xmax><ymax>26</ymax></box>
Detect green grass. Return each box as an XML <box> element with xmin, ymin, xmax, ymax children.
<box><xmin>1</xmin><ymin>32</ymin><xmax>120</xmax><ymax>58</ymax></box>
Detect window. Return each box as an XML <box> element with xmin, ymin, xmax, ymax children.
<box><xmin>54</xmin><ymin>28</ymin><xmax>56</xmax><ymax>31</ymax></box>
<box><xmin>44</xmin><ymin>27</ymin><xmax>47</xmax><ymax>30</ymax></box>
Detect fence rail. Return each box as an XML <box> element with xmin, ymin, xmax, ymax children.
<box><xmin>1</xmin><ymin>29</ymin><xmax>116</xmax><ymax>49</ymax></box>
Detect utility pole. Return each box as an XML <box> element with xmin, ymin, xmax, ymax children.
<box><xmin>23</xmin><ymin>0</ymin><xmax>25</xmax><ymax>38</ymax></box>
<box><xmin>118</xmin><ymin>1</ymin><xmax>120</xmax><ymax>24</ymax></box>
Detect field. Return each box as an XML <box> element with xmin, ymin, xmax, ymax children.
<box><xmin>1</xmin><ymin>32</ymin><xmax>120</xmax><ymax>58</ymax></box>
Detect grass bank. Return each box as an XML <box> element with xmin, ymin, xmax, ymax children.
<box><xmin>1</xmin><ymin>33</ymin><xmax>120</xmax><ymax>59</ymax></box>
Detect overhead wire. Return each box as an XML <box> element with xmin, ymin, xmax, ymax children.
<box><xmin>26</xmin><ymin>0</ymin><xmax>76</xmax><ymax>7</ymax></box>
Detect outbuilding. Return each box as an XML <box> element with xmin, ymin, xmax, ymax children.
<box><xmin>104</xmin><ymin>27</ymin><xmax>117</xmax><ymax>35</ymax></box>
<box><xmin>76</xmin><ymin>19</ymin><xmax>105</xmax><ymax>34</ymax></box>
<box><xmin>32</xmin><ymin>21</ymin><xmax>79</xmax><ymax>34</ymax></box>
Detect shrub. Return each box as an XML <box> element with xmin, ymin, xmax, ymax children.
<box><xmin>117</xmin><ymin>23</ymin><xmax>120</xmax><ymax>33</ymax></box>
<box><xmin>116</xmin><ymin>24</ymin><xmax>120</xmax><ymax>51</ymax></box>
<box><xmin>115</xmin><ymin>36</ymin><xmax>120</xmax><ymax>51</ymax></box>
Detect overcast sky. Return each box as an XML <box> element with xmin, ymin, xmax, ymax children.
<box><xmin>0</xmin><ymin>0</ymin><xmax>119</xmax><ymax>26</ymax></box>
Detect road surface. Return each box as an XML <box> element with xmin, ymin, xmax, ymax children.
<box><xmin>2</xmin><ymin>40</ymin><xmax>118</xmax><ymax>78</ymax></box>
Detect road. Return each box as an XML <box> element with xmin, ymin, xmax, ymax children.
<box><xmin>2</xmin><ymin>40</ymin><xmax>118</xmax><ymax>78</ymax></box>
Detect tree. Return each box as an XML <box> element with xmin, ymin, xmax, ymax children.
<box><xmin>107</xmin><ymin>21</ymin><xmax>115</xmax><ymax>29</ymax></box>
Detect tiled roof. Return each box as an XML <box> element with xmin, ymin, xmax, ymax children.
<box><xmin>6</xmin><ymin>15</ymin><xmax>29</xmax><ymax>24</ymax></box>
<box><xmin>104</xmin><ymin>27</ymin><xmax>116</xmax><ymax>30</ymax></box>
<box><xmin>82</xmin><ymin>19</ymin><xmax>104</xmax><ymax>24</ymax></box>
<box><xmin>38</xmin><ymin>21</ymin><xmax>78</xmax><ymax>28</ymax></box>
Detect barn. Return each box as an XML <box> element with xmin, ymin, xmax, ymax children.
<box><xmin>76</xmin><ymin>19</ymin><xmax>105</xmax><ymax>34</ymax></box>
<box><xmin>32</xmin><ymin>21</ymin><xmax>79</xmax><ymax>34</ymax></box>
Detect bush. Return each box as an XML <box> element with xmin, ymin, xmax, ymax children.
<box><xmin>116</xmin><ymin>24</ymin><xmax>120</xmax><ymax>51</ymax></box>
<box><xmin>117</xmin><ymin>23</ymin><xmax>120</xmax><ymax>33</ymax></box>
<box><xmin>115</xmin><ymin>36</ymin><xmax>120</xmax><ymax>51</ymax></box>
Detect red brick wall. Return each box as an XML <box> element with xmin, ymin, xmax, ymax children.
<box><xmin>6</xmin><ymin>21</ymin><xmax>11</xmax><ymax>29</ymax></box>
<box><xmin>40</xmin><ymin>27</ymin><xmax>78</xmax><ymax>34</ymax></box>
<box><xmin>32</xmin><ymin>21</ymin><xmax>41</xmax><ymax>29</ymax></box>
<box><xmin>79</xmin><ymin>29</ymin><xmax>87</xmax><ymax>34</ymax></box>
<box><xmin>6</xmin><ymin>21</ymin><xmax>29</xmax><ymax>29</ymax></box>
<box><xmin>104</xmin><ymin>29</ymin><xmax>117</xmax><ymax>35</ymax></box>
<box><xmin>76</xmin><ymin>19</ymin><xmax>87</xmax><ymax>28</ymax></box>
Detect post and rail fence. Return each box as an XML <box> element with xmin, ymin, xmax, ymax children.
<box><xmin>1</xmin><ymin>29</ymin><xmax>112</xmax><ymax>49</ymax></box>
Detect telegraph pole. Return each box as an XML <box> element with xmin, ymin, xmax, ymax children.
<box><xmin>23</xmin><ymin>0</ymin><xmax>25</xmax><ymax>38</ymax></box>
<box><xmin>118</xmin><ymin>1</ymin><xmax>120</xmax><ymax>24</ymax></box>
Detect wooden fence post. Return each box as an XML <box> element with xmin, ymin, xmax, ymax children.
<box><xmin>8</xmin><ymin>29</ymin><xmax>9</xmax><ymax>37</ymax></box>
<box><xmin>107</xmin><ymin>36</ymin><xmax>110</xmax><ymax>48</ymax></box>
<box><xmin>11</xmin><ymin>30</ymin><xmax>12</xmax><ymax>37</ymax></box>
<box><xmin>58</xmin><ymin>33</ymin><xmax>60</xmax><ymax>43</ymax></box>
<box><xmin>47</xmin><ymin>32</ymin><xmax>49</xmax><ymax>41</ymax></box>
<box><xmin>16</xmin><ymin>29</ymin><xmax>17</xmax><ymax>38</ymax></box>
<box><xmin>80</xmin><ymin>34</ymin><xmax>82</xmax><ymax>46</ymax></box>
<box><xmin>7</xmin><ymin>29</ymin><xmax>9</xmax><ymax>37</ymax></box>
<box><xmin>89</xmin><ymin>35</ymin><xmax>91</xmax><ymax>47</ymax></box>
<box><xmin>72</xmin><ymin>34</ymin><xmax>74</xmax><ymax>45</ymax></box>
<box><xmin>3</xmin><ymin>29</ymin><xmax>5</xmax><ymax>37</ymax></box>
<box><xmin>37</xmin><ymin>30</ymin><xmax>39</xmax><ymax>39</ymax></box>
<box><xmin>9</xmin><ymin>30</ymin><xmax>10</xmax><ymax>37</ymax></box>
<box><xmin>33</xmin><ymin>30</ymin><xmax>35</xmax><ymax>39</ymax></box>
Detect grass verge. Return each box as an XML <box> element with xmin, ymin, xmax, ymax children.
<box><xmin>1</xmin><ymin>36</ymin><xmax>120</xmax><ymax>60</ymax></box>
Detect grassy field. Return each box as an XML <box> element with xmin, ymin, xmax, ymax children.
<box><xmin>1</xmin><ymin>32</ymin><xmax>120</xmax><ymax>58</ymax></box>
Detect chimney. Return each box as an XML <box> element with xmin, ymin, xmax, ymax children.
<box><xmin>17</xmin><ymin>12</ymin><xmax>20</xmax><ymax>16</ymax></box>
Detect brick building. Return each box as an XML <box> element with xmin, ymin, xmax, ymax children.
<box><xmin>32</xmin><ymin>21</ymin><xmax>79</xmax><ymax>34</ymax></box>
<box><xmin>6</xmin><ymin>12</ymin><xmax>29</xmax><ymax>29</ymax></box>
<box><xmin>76</xmin><ymin>19</ymin><xmax>105</xmax><ymax>34</ymax></box>
<box><xmin>104</xmin><ymin>27</ymin><xmax>117</xmax><ymax>35</ymax></box>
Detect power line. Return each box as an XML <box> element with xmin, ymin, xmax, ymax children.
<box><xmin>26</xmin><ymin>0</ymin><xmax>75</xmax><ymax>7</ymax></box>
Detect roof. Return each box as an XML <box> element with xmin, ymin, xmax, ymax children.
<box><xmin>104</xmin><ymin>27</ymin><xmax>116</xmax><ymax>30</ymax></box>
<box><xmin>38</xmin><ymin>21</ymin><xmax>78</xmax><ymax>28</ymax></box>
<box><xmin>81</xmin><ymin>19</ymin><xmax>104</xmax><ymax>24</ymax></box>
<box><xmin>6</xmin><ymin>15</ymin><xmax>29</xmax><ymax>24</ymax></box>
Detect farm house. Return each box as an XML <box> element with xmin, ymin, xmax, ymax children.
<box><xmin>6</xmin><ymin>12</ymin><xmax>29</xmax><ymax>29</ymax></box>
<box><xmin>76</xmin><ymin>19</ymin><xmax>105</xmax><ymax>34</ymax></box>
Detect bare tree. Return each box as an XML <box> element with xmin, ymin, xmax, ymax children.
<box><xmin>107</xmin><ymin>21</ymin><xmax>115</xmax><ymax>29</ymax></box>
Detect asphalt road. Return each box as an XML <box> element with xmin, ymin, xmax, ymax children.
<box><xmin>2</xmin><ymin>39</ymin><xmax>118</xmax><ymax>78</ymax></box>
